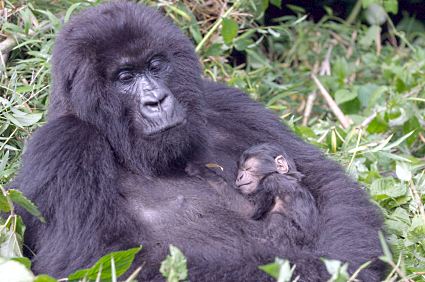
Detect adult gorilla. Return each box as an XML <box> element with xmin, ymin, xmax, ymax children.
<box><xmin>13</xmin><ymin>2</ymin><xmax>384</xmax><ymax>281</ymax></box>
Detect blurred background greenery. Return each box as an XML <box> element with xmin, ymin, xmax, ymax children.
<box><xmin>0</xmin><ymin>0</ymin><xmax>424</xmax><ymax>281</ymax></box>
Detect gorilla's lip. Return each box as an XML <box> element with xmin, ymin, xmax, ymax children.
<box><xmin>145</xmin><ymin>117</ymin><xmax>187</xmax><ymax>136</ymax></box>
<box><xmin>236</xmin><ymin>181</ymin><xmax>252</xmax><ymax>188</ymax></box>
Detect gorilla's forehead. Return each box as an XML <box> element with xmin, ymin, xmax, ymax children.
<box><xmin>61</xmin><ymin>2</ymin><xmax>185</xmax><ymax>56</ymax></box>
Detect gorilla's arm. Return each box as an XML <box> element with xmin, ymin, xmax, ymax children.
<box><xmin>12</xmin><ymin>116</ymin><xmax>136</xmax><ymax>277</ymax></box>
<box><xmin>203</xmin><ymin>81</ymin><xmax>384</xmax><ymax>281</ymax></box>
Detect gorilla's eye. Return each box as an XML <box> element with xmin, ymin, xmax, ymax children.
<box><xmin>149</xmin><ymin>58</ymin><xmax>167</xmax><ymax>74</ymax></box>
<box><xmin>117</xmin><ymin>71</ymin><xmax>135</xmax><ymax>83</ymax></box>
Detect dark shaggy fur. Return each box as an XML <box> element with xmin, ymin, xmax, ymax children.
<box><xmin>12</xmin><ymin>2</ymin><xmax>385</xmax><ymax>281</ymax></box>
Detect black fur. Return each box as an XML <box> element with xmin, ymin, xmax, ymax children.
<box><xmin>12</xmin><ymin>2</ymin><xmax>385</xmax><ymax>281</ymax></box>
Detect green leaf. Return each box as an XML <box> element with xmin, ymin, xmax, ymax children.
<box><xmin>64</xmin><ymin>3</ymin><xmax>83</xmax><ymax>23</ymax></box>
<box><xmin>362</xmin><ymin>0</ymin><xmax>379</xmax><ymax>8</ymax></box>
<box><xmin>221</xmin><ymin>18</ymin><xmax>239</xmax><ymax>45</ymax></box>
<box><xmin>34</xmin><ymin>274</ymin><xmax>58</xmax><ymax>282</ymax></box>
<box><xmin>11</xmin><ymin>257</ymin><xmax>32</xmax><ymax>269</ymax></box>
<box><xmin>160</xmin><ymin>245</ymin><xmax>188</xmax><ymax>282</ymax></box>
<box><xmin>7</xmin><ymin>190</ymin><xmax>45</xmax><ymax>223</ymax></box>
<box><xmin>204</xmin><ymin>43</ymin><xmax>224</xmax><ymax>57</ymax></box>
<box><xmin>369</xmin><ymin>178</ymin><xmax>407</xmax><ymax>200</ymax></box>
<box><xmin>360</xmin><ymin>25</ymin><xmax>382</xmax><ymax>47</ymax></box>
<box><xmin>335</xmin><ymin>89</ymin><xmax>357</xmax><ymax>105</ymax></box>
<box><xmin>379</xmin><ymin>231</ymin><xmax>393</xmax><ymax>262</ymax></box>
<box><xmin>68</xmin><ymin>247</ymin><xmax>142</xmax><ymax>281</ymax></box>
<box><xmin>13</xmin><ymin>113</ymin><xmax>43</xmax><ymax>127</ymax></box>
<box><xmin>259</xmin><ymin>258</ymin><xmax>294</xmax><ymax>281</ymax></box>
<box><xmin>0</xmin><ymin>192</ymin><xmax>10</xmax><ymax>213</ymax></box>
<box><xmin>322</xmin><ymin>258</ymin><xmax>349</xmax><ymax>282</ymax></box>
<box><xmin>0</xmin><ymin>229</ymin><xmax>23</xmax><ymax>258</ymax></box>
<box><xmin>367</xmin><ymin>114</ymin><xmax>388</xmax><ymax>134</ymax></box>
<box><xmin>395</xmin><ymin>162</ymin><xmax>412</xmax><ymax>182</ymax></box>
<box><xmin>270</xmin><ymin>0</ymin><xmax>282</xmax><ymax>8</ymax></box>
<box><xmin>383</xmin><ymin>0</ymin><xmax>398</xmax><ymax>14</ymax></box>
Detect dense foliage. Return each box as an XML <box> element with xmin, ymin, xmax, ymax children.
<box><xmin>0</xmin><ymin>0</ymin><xmax>424</xmax><ymax>281</ymax></box>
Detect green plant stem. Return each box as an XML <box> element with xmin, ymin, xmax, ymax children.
<box><xmin>346</xmin><ymin>0</ymin><xmax>363</xmax><ymax>25</ymax></box>
<box><xmin>195</xmin><ymin>0</ymin><xmax>241</xmax><ymax>53</ymax></box>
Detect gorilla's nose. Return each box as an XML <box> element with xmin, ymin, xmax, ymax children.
<box><xmin>140</xmin><ymin>89</ymin><xmax>174</xmax><ymax>116</ymax></box>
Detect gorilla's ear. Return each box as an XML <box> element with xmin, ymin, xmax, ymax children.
<box><xmin>275</xmin><ymin>155</ymin><xmax>289</xmax><ymax>174</ymax></box>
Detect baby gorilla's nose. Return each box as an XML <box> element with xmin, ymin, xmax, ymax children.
<box><xmin>236</xmin><ymin>171</ymin><xmax>244</xmax><ymax>182</ymax></box>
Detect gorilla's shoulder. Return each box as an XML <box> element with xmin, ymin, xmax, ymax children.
<box><xmin>21</xmin><ymin>115</ymin><xmax>113</xmax><ymax>176</ymax></box>
<box><xmin>201</xmin><ymin>79</ymin><xmax>283</xmax><ymax>126</ymax></box>
<box><xmin>202</xmin><ymin>79</ymin><xmax>269</xmax><ymax>113</ymax></box>
<box><xmin>202</xmin><ymin>79</ymin><xmax>250</xmax><ymax>101</ymax></box>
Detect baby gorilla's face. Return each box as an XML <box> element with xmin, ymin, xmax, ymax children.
<box><xmin>236</xmin><ymin>158</ymin><xmax>264</xmax><ymax>194</ymax></box>
<box><xmin>236</xmin><ymin>155</ymin><xmax>289</xmax><ymax>195</ymax></box>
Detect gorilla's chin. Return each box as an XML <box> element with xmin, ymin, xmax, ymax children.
<box><xmin>128</xmin><ymin>115</ymin><xmax>206</xmax><ymax>176</ymax></box>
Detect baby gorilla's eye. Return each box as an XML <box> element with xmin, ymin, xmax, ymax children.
<box><xmin>117</xmin><ymin>71</ymin><xmax>135</xmax><ymax>83</ymax></box>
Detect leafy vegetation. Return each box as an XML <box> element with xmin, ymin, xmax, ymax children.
<box><xmin>0</xmin><ymin>0</ymin><xmax>424</xmax><ymax>281</ymax></box>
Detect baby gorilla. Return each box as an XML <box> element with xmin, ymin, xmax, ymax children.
<box><xmin>236</xmin><ymin>143</ymin><xmax>319</xmax><ymax>246</ymax></box>
<box><xmin>187</xmin><ymin>143</ymin><xmax>319</xmax><ymax>246</ymax></box>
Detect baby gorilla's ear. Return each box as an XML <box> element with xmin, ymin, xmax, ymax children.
<box><xmin>275</xmin><ymin>155</ymin><xmax>289</xmax><ymax>174</ymax></box>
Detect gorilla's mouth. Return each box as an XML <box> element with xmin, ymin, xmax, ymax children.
<box><xmin>145</xmin><ymin>116</ymin><xmax>187</xmax><ymax>136</ymax></box>
<box><xmin>139</xmin><ymin>94</ymin><xmax>188</xmax><ymax>136</ymax></box>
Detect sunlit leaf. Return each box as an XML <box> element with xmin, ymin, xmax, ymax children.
<box><xmin>160</xmin><ymin>245</ymin><xmax>188</xmax><ymax>282</ymax></box>
<box><xmin>68</xmin><ymin>247</ymin><xmax>142</xmax><ymax>281</ymax></box>
<box><xmin>8</xmin><ymin>190</ymin><xmax>45</xmax><ymax>223</ymax></box>
<box><xmin>221</xmin><ymin>18</ymin><xmax>239</xmax><ymax>45</ymax></box>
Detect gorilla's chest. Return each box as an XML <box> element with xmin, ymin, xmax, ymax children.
<box><xmin>119</xmin><ymin>171</ymin><xmax>231</xmax><ymax>229</ymax></box>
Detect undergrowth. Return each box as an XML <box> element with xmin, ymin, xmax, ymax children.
<box><xmin>0</xmin><ymin>0</ymin><xmax>424</xmax><ymax>281</ymax></box>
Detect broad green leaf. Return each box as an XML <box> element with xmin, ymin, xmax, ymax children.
<box><xmin>369</xmin><ymin>178</ymin><xmax>407</xmax><ymax>200</ymax></box>
<box><xmin>221</xmin><ymin>18</ymin><xmax>239</xmax><ymax>45</ymax></box>
<box><xmin>204</xmin><ymin>43</ymin><xmax>224</xmax><ymax>57</ymax></box>
<box><xmin>13</xmin><ymin>112</ymin><xmax>43</xmax><ymax>127</ymax></box>
<box><xmin>367</xmin><ymin>114</ymin><xmax>388</xmax><ymax>134</ymax></box>
<box><xmin>0</xmin><ymin>192</ymin><xmax>10</xmax><ymax>212</ymax></box>
<box><xmin>8</xmin><ymin>190</ymin><xmax>45</xmax><ymax>223</ymax></box>
<box><xmin>383</xmin><ymin>0</ymin><xmax>398</xmax><ymax>14</ymax></box>
<box><xmin>335</xmin><ymin>89</ymin><xmax>357</xmax><ymax>105</ymax></box>
<box><xmin>396</xmin><ymin>162</ymin><xmax>412</xmax><ymax>182</ymax></box>
<box><xmin>160</xmin><ymin>245</ymin><xmax>188</xmax><ymax>282</ymax></box>
<box><xmin>68</xmin><ymin>247</ymin><xmax>142</xmax><ymax>281</ymax></box>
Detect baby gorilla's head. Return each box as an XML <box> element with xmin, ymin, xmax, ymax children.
<box><xmin>236</xmin><ymin>143</ymin><xmax>298</xmax><ymax>195</ymax></box>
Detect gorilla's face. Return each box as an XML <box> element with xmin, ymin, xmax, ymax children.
<box><xmin>110</xmin><ymin>55</ymin><xmax>187</xmax><ymax>137</ymax></box>
<box><xmin>50</xmin><ymin>3</ymin><xmax>207</xmax><ymax>174</ymax></box>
